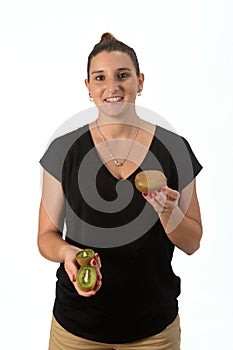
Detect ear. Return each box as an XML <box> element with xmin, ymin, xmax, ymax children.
<box><xmin>84</xmin><ymin>79</ymin><xmax>90</xmax><ymax>92</ymax></box>
<box><xmin>138</xmin><ymin>73</ymin><xmax>144</xmax><ymax>91</ymax></box>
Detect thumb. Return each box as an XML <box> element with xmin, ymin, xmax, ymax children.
<box><xmin>71</xmin><ymin>267</ymin><xmax>79</xmax><ymax>283</ymax></box>
<box><xmin>64</xmin><ymin>260</ymin><xmax>79</xmax><ymax>283</ymax></box>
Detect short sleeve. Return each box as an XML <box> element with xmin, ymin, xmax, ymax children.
<box><xmin>179</xmin><ymin>136</ymin><xmax>203</xmax><ymax>188</ymax></box>
<box><xmin>155</xmin><ymin>127</ymin><xmax>203</xmax><ymax>191</ymax></box>
<box><xmin>39</xmin><ymin>128</ymin><xmax>84</xmax><ymax>182</ymax></box>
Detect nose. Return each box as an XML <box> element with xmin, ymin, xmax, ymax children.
<box><xmin>106</xmin><ymin>78</ymin><xmax>120</xmax><ymax>93</ymax></box>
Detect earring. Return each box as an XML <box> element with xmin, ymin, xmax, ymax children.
<box><xmin>89</xmin><ymin>93</ymin><xmax>93</xmax><ymax>102</ymax></box>
<box><xmin>137</xmin><ymin>91</ymin><xmax>142</xmax><ymax>96</ymax></box>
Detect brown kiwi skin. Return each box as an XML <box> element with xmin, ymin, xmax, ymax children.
<box><xmin>134</xmin><ymin>170</ymin><xmax>167</xmax><ymax>194</ymax></box>
<box><xmin>76</xmin><ymin>248</ymin><xmax>95</xmax><ymax>267</ymax></box>
<box><xmin>77</xmin><ymin>266</ymin><xmax>97</xmax><ymax>292</ymax></box>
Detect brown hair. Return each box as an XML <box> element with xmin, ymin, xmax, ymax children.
<box><xmin>87</xmin><ymin>32</ymin><xmax>140</xmax><ymax>81</ymax></box>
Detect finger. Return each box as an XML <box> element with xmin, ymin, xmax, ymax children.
<box><xmin>90</xmin><ymin>258</ymin><xmax>102</xmax><ymax>281</ymax></box>
<box><xmin>154</xmin><ymin>191</ymin><xmax>178</xmax><ymax>210</ymax></box>
<box><xmin>164</xmin><ymin>199</ymin><xmax>178</xmax><ymax>208</ymax></box>
<box><xmin>142</xmin><ymin>192</ymin><xmax>164</xmax><ymax>213</ymax></box>
<box><xmin>93</xmin><ymin>274</ymin><xmax>102</xmax><ymax>293</ymax></box>
<box><xmin>151</xmin><ymin>191</ymin><xmax>167</xmax><ymax>206</ymax></box>
<box><xmin>149</xmin><ymin>192</ymin><xmax>176</xmax><ymax>213</ymax></box>
<box><xmin>74</xmin><ymin>282</ymin><xmax>97</xmax><ymax>297</ymax></box>
<box><xmin>94</xmin><ymin>252</ymin><xmax>102</xmax><ymax>268</ymax></box>
<box><xmin>160</xmin><ymin>187</ymin><xmax>180</xmax><ymax>201</ymax></box>
<box><xmin>142</xmin><ymin>191</ymin><xmax>160</xmax><ymax>201</ymax></box>
<box><xmin>66</xmin><ymin>265</ymin><xmax>79</xmax><ymax>284</ymax></box>
<box><xmin>142</xmin><ymin>190</ymin><xmax>178</xmax><ymax>214</ymax></box>
<box><xmin>77</xmin><ymin>280</ymin><xmax>102</xmax><ymax>296</ymax></box>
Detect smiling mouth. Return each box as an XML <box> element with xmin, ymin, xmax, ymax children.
<box><xmin>104</xmin><ymin>96</ymin><xmax>124</xmax><ymax>103</ymax></box>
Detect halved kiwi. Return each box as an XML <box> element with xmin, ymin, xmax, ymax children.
<box><xmin>76</xmin><ymin>248</ymin><xmax>95</xmax><ymax>266</ymax></box>
<box><xmin>77</xmin><ymin>266</ymin><xmax>97</xmax><ymax>292</ymax></box>
<box><xmin>134</xmin><ymin>170</ymin><xmax>167</xmax><ymax>194</ymax></box>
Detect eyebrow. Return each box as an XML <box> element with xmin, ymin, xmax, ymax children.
<box><xmin>91</xmin><ymin>67</ymin><xmax>132</xmax><ymax>75</ymax></box>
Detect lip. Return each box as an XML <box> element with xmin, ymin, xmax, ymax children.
<box><xmin>104</xmin><ymin>96</ymin><xmax>124</xmax><ymax>103</ymax></box>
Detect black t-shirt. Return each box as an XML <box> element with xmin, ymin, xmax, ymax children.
<box><xmin>40</xmin><ymin>123</ymin><xmax>202</xmax><ymax>343</ymax></box>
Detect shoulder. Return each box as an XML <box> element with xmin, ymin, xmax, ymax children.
<box><xmin>140</xmin><ymin>119</ymin><xmax>186</xmax><ymax>144</ymax></box>
<box><xmin>156</xmin><ymin>126</ymin><xmax>202</xmax><ymax>189</ymax></box>
<box><xmin>156</xmin><ymin>125</ymin><xmax>184</xmax><ymax>140</ymax></box>
<box><xmin>155</xmin><ymin>125</ymin><xmax>193</xmax><ymax>153</ymax></box>
<box><xmin>46</xmin><ymin>124</ymin><xmax>89</xmax><ymax>153</ymax></box>
<box><xmin>40</xmin><ymin>124</ymin><xmax>89</xmax><ymax>181</ymax></box>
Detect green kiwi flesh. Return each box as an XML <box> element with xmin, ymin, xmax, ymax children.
<box><xmin>76</xmin><ymin>248</ymin><xmax>95</xmax><ymax>266</ymax></box>
<box><xmin>77</xmin><ymin>266</ymin><xmax>97</xmax><ymax>291</ymax></box>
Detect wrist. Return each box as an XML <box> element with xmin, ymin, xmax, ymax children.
<box><xmin>61</xmin><ymin>244</ymin><xmax>81</xmax><ymax>262</ymax></box>
<box><xmin>59</xmin><ymin>243</ymin><xmax>73</xmax><ymax>262</ymax></box>
<box><xmin>158</xmin><ymin>204</ymin><xmax>177</xmax><ymax>218</ymax></box>
<box><xmin>159</xmin><ymin>206</ymin><xmax>185</xmax><ymax>234</ymax></box>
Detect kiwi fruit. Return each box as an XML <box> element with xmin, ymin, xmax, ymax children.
<box><xmin>134</xmin><ymin>170</ymin><xmax>167</xmax><ymax>194</ymax></box>
<box><xmin>76</xmin><ymin>248</ymin><xmax>97</xmax><ymax>292</ymax></box>
<box><xmin>76</xmin><ymin>266</ymin><xmax>97</xmax><ymax>292</ymax></box>
<box><xmin>76</xmin><ymin>248</ymin><xmax>95</xmax><ymax>266</ymax></box>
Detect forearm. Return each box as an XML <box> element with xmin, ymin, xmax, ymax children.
<box><xmin>159</xmin><ymin>206</ymin><xmax>202</xmax><ymax>255</ymax></box>
<box><xmin>37</xmin><ymin>230</ymin><xmax>80</xmax><ymax>263</ymax></box>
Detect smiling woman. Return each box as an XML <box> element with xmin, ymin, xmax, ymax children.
<box><xmin>85</xmin><ymin>33</ymin><xmax>143</xmax><ymax>112</ymax></box>
<box><xmin>86</xmin><ymin>51</ymin><xmax>143</xmax><ymax>111</ymax></box>
<box><xmin>38</xmin><ymin>32</ymin><xmax>203</xmax><ymax>350</ymax></box>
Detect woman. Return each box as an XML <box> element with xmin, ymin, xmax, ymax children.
<box><xmin>38</xmin><ymin>33</ymin><xmax>203</xmax><ymax>349</ymax></box>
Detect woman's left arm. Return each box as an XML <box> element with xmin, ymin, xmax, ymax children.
<box><xmin>143</xmin><ymin>179</ymin><xmax>203</xmax><ymax>255</ymax></box>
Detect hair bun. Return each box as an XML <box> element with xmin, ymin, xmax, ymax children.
<box><xmin>100</xmin><ymin>32</ymin><xmax>117</xmax><ymax>42</ymax></box>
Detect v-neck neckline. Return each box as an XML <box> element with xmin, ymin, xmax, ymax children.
<box><xmin>87</xmin><ymin>124</ymin><xmax>158</xmax><ymax>182</ymax></box>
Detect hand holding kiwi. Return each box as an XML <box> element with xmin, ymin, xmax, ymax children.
<box><xmin>134</xmin><ymin>170</ymin><xmax>167</xmax><ymax>194</ymax></box>
<box><xmin>76</xmin><ymin>249</ymin><xmax>97</xmax><ymax>292</ymax></box>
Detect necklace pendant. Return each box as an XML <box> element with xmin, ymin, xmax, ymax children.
<box><xmin>114</xmin><ymin>160</ymin><xmax>123</xmax><ymax>167</ymax></box>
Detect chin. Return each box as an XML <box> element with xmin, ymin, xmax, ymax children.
<box><xmin>98</xmin><ymin>101</ymin><xmax>135</xmax><ymax>119</ymax></box>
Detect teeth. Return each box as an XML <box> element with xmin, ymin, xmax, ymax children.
<box><xmin>105</xmin><ymin>97</ymin><xmax>122</xmax><ymax>102</ymax></box>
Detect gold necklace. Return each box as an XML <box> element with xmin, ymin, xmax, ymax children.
<box><xmin>95</xmin><ymin>118</ymin><xmax>140</xmax><ymax>167</ymax></box>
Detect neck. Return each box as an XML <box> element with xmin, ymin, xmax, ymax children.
<box><xmin>96</xmin><ymin>115</ymin><xmax>140</xmax><ymax>139</ymax></box>
<box><xmin>97</xmin><ymin>107</ymin><xmax>139</xmax><ymax>139</ymax></box>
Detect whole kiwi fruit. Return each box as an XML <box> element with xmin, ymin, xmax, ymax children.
<box><xmin>134</xmin><ymin>170</ymin><xmax>167</xmax><ymax>194</ymax></box>
<box><xmin>76</xmin><ymin>266</ymin><xmax>97</xmax><ymax>292</ymax></box>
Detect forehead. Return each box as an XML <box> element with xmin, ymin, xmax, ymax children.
<box><xmin>90</xmin><ymin>51</ymin><xmax>135</xmax><ymax>71</ymax></box>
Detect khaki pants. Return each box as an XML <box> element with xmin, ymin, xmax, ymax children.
<box><xmin>48</xmin><ymin>314</ymin><xmax>181</xmax><ymax>350</ymax></box>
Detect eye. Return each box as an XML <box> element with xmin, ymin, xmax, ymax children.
<box><xmin>95</xmin><ymin>75</ymin><xmax>105</xmax><ymax>81</ymax></box>
<box><xmin>118</xmin><ymin>72</ymin><xmax>129</xmax><ymax>79</ymax></box>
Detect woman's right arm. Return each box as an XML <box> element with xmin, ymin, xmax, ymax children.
<box><xmin>38</xmin><ymin>169</ymin><xmax>76</xmax><ymax>262</ymax></box>
<box><xmin>38</xmin><ymin>170</ymin><xmax>102</xmax><ymax>296</ymax></box>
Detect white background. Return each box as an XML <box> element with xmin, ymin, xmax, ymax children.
<box><xmin>1</xmin><ymin>0</ymin><xmax>232</xmax><ymax>349</ymax></box>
